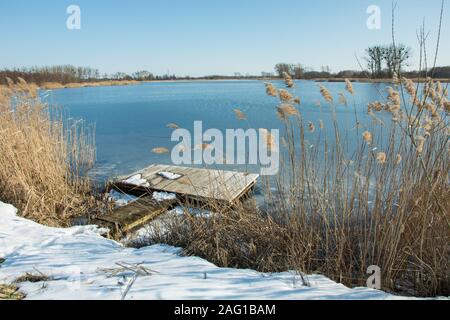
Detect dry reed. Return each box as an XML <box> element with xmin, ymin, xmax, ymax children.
<box><xmin>39</xmin><ymin>80</ymin><xmax>139</xmax><ymax>90</ymax></box>
<box><xmin>144</xmin><ymin>74</ymin><xmax>449</xmax><ymax>297</ymax></box>
<box><xmin>0</xmin><ymin>80</ymin><xmax>96</xmax><ymax>226</ymax></box>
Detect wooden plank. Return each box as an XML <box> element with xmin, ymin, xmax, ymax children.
<box><xmin>220</xmin><ymin>172</ymin><xmax>259</xmax><ymax>200</ymax></box>
<box><xmin>110</xmin><ymin>164</ymin><xmax>259</xmax><ymax>204</ymax></box>
<box><xmin>186</xmin><ymin>170</ymin><xmax>257</xmax><ymax>202</ymax></box>
<box><xmin>101</xmin><ymin>165</ymin><xmax>260</xmax><ymax>239</ymax></box>
<box><xmin>116</xmin><ymin>164</ymin><xmax>159</xmax><ymax>181</ymax></box>
<box><xmin>150</xmin><ymin>167</ymin><xmax>230</xmax><ymax>201</ymax></box>
<box><xmin>150</xmin><ymin>166</ymin><xmax>211</xmax><ymax>195</ymax></box>
<box><xmin>150</xmin><ymin>165</ymin><xmax>190</xmax><ymax>190</ymax></box>
<box><xmin>191</xmin><ymin>170</ymin><xmax>237</xmax><ymax>201</ymax></box>
<box><xmin>140</xmin><ymin>164</ymin><xmax>164</xmax><ymax>179</ymax></box>
<box><xmin>155</xmin><ymin>168</ymin><xmax>202</xmax><ymax>195</ymax></box>
<box><xmin>95</xmin><ymin>195</ymin><xmax>176</xmax><ymax>236</ymax></box>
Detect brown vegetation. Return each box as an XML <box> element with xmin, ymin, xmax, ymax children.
<box><xmin>40</xmin><ymin>80</ymin><xmax>139</xmax><ymax>90</ymax></box>
<box><xmin>0</xmin><ymin>284</ymin><xmax>25</xmax><ymax>300</ymax></box>
<box><xmin>0</xmin><ymin>78</ymin><xmax>96</xmax><ymax>226</ymax></box>
<box><xmin>142</xmin><ymin>72</ymin><xmax>449</xmax><ymax>297</ymax></box>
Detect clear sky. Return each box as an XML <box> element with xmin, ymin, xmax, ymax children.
<box><xmin>0</xmin><ymin>0</ymin><xmax>448</xmax><ymax>76</ymax></box>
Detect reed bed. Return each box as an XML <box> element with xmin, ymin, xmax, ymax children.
<box><xmin>144</xmin><ymin>73</ymin><xmax>449</xmax><ymax>297</ymax></box>
<box><xmin>39</xmin><ymin>80</ymin><xmax>138</xmax><ymax>90</ymax></box>
<box><xmin>0</xmin><ymin>79</ymin><xmax>96</xmax><ymax>226</ymax></box>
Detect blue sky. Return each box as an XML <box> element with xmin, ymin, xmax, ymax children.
<box><xmin>0</xmin><ymin>0</ymin><xmax>448</xmax><ymax>76</ymax></box>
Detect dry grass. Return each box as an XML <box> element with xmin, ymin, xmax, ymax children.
<box><xmin>40</xmin><ymin>80</ymin><xmax>139</xmax><ymax>90</ymax></box>
<box><xmin>0</xmin><ymin>79</ymin><xmax>96</xmax><ymax>226</ymax></box>
<box><xmin>14</xmin><ymin>272</ymin><xmax>51</xmax><ymax>283</ymax></box>
<box><xmin>40</xmin><ymin>82</ymin><xmax>65</xmax><ymax>90</ymax></box>
<box><xmin>0</xmin><ymin>284</ymin><xmax>25</xmax><ymax>300</ymax></box>
<box><xmin>144</xmin><ymin>76</ymin><xmax>449</xmax><ymax>297</ymax></box>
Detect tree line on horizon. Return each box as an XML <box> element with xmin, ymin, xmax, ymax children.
<box><xmin>273</xmin><ymin>44</ymin><xmax>450</xmax><ymax>80</ymax></box>
<box><xmin>1</xmin><ymin>43</ymin><xmax>450</xmax><ymax>85</ymax></box>
<box><xmin>0</xmin><ymin>66</ymin><xmax>176</xmax><ymax>85</ymax></box>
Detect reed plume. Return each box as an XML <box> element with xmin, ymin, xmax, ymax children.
<box><xmin>152</xmin><ymin>147</ymin><xmax>169</xmax><ymax>154</ymax></box>
<box><xmin>279</xmin><ymin>89</ymin><xmax>293</xmax><ymax>102</ymax></box>
<box><xmin>282</xmin><ymin>72</ymin><xmax>295</xmax><ymax>88</ymax></box>
<box><xmin>345</xmin><ymin>79</ymin><xmax>354</xmax><ymax>95</ymax></box>
<box><xmin>167</xmin><ymin>123</ymin><xmax>180</xmax><ymax>129</ymax></box>
<box><xmin>319</xmin><ymin>85</ymin><xmax>333</xmax><ymax>103</ymax></box>
<box><xmin>233</xmin><ymin>109</ymin><xmax>247</xmax><ymax>120</ymax></box>
<box><xmin>376</xmin><ymin>152</ymin><xmax>387</xmax><ymax>164</ymax></box>
<box><xmin>402</xmin><ymin>77</ymin><xmax>416</xmax><ymax>97</ymax></box>
<box><xmin>393</xmin><ymin>72</ymin><xmax>399</xmax><ymax>85</ymax></box>
<box><xmin>265</xmin><ymin>83</ymin><xmax>277</xmax><ymax>97</ymax></box>
<box><xmin>362</xmin><ymin>131</ymin><xmax>373</xmax><ymax>144</ymax></box>
<box><xmin>260</xmin><ymin>128</ymin><xmax>276</xmax><ymax>151</ymax></box>
<box><xmin>338</xmin><ymin>93</ymin><xmax>348</xmax><ymax>106</ymax></box>
<box><xmin>276</xmin><ymin>104</ymin><xmax>298</xmax><ymax>120</ymax></box>
<box><xmin>415</xmin><ymin>136</ymin><xmax>426</xmax><ymax>154</ymax></box>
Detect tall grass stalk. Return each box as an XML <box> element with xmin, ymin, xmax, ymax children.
<box><xmin>0</xmin><ymin>79</ymin><xmax>96</xmax><ymax>226</ymax></box>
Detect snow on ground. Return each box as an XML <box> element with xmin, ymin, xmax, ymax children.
<box><xmin>107</xmin><ymin>190</ymin><xmax>177</xmax><ymax>206</ymax></box>
<box><xmin>121</xmin><ymin>206</ymin><xmax>214</xmax><ymax>246</ymax></box>
<box><xmin>169</xmin><ymin>206</ymin><xmax>214</xmax><ymax>218</ymax></box>
<box><xmin>0</xmin><ymin>201</ymin><xmax>415</xmax><ymax>300</ymax></box>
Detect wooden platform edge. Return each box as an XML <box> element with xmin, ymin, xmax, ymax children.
<box><xmin>92</xmin><ymin>196</ymin><xmax>177</xmax><ymax>240</ymax></box>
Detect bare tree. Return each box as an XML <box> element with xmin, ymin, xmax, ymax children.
<box><xmin>292</xmin><ymin>64</ymin><xmax>305</xmax><ymax>79</ymax></box>
<box><xmin>274</xmin><ymin>63</ymin><xmax>304</xmax><ymax>79</ymax></box>
<box><xmin>132</xmin><ymin>70</ymin><xmax>154</xmax><ymax>80</ymax></box>
<box><xmin>274</xmin><ymin>63</ymin><xmax>292</xmax><ymax>78</ymax></box>
<box><xmin>364</xmin><ymin>46</ymin><xmax>385</xmax><ymax>78</ymax></box>
<box><xmin>384</xmin><ymin>44</ymin><xmax>411</xmax><ymax>77</ymax></box>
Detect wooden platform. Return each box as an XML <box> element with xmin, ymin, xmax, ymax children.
<box><xmin>93</xmin><ymin>195</ymin><xmax>177</xmax><ymax>239</ymax></box>
<box><xmin>112</xmin><ymin>164</ymin><xmax>260</xmax><ymax>204</ymax></box>
<box><xmin>94</xmin><ymin>165</ymin><xmax>259</xmax><ymax>239</ymax></box>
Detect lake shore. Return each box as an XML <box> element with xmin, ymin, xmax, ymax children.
<box><xmin>313</xmin><ymin>77</ymin><xmax>450</xmax><ymax>83</ymax></box>
<box><xmin>39</xmin><ymin>80</ymin><xmax>139</xmax><ymax>90</ymax></box>
<box><xmin>39</xmin><ymin>77</ymin><xmax>450</xmax><ymax>90</ymax></box>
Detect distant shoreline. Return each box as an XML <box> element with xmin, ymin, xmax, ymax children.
<box><xmin>38</xmin><ymin>77</ymin><xmax>450</xmax><ymax>90</ymax></box>
<box><xmin>148</xmin><ymin>77</ymin><xmax>450</xmax><ymax>83</ymax></box>
<box><xmin>310</xmin><ymin>77</ymin><xmax>450</xmax><ymax>83</ymax></box>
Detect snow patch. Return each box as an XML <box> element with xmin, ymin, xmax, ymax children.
<box><xmin>122</xmin><ymin>174</ymin><xmax>150</xmax><ymax>187</ymax></box>
<box><xmin>152</xmin><ymin>192</ymin><xmax>177</xmax><ymax>202</ymax></box>
<box><xmin>157</xmin><ymin>171</ymin><xmax>182</xmax><ymax>180</ymax></box>
<box><xmin>0</xmin><ymin>201</ymin><xmax>17</xmax><ymax>218</ymax></box>
<box><xmin>0</xmin><ymin>201</ymin><xmax>424</xmax><ymax>300</ymax></box>
<box><xmin>107</xmin><ymin>189</ymin><xmax>138</xmax><ymax>207</ymax></box>
<box><xmin>169</xmin><ymin>205</ymin><xmax>213</xmax><ymax>218</ymax></box>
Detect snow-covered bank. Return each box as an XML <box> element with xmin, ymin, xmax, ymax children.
<box><xmin>0</xmin><ymin>201</ymin><xmax>415</xmax><ymax>300</ymax></box>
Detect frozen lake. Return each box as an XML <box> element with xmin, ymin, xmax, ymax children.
<box><xmin>43</xmin><ymin>80</ymin><xmax>392</xmax><ymax>182</ymax></box>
